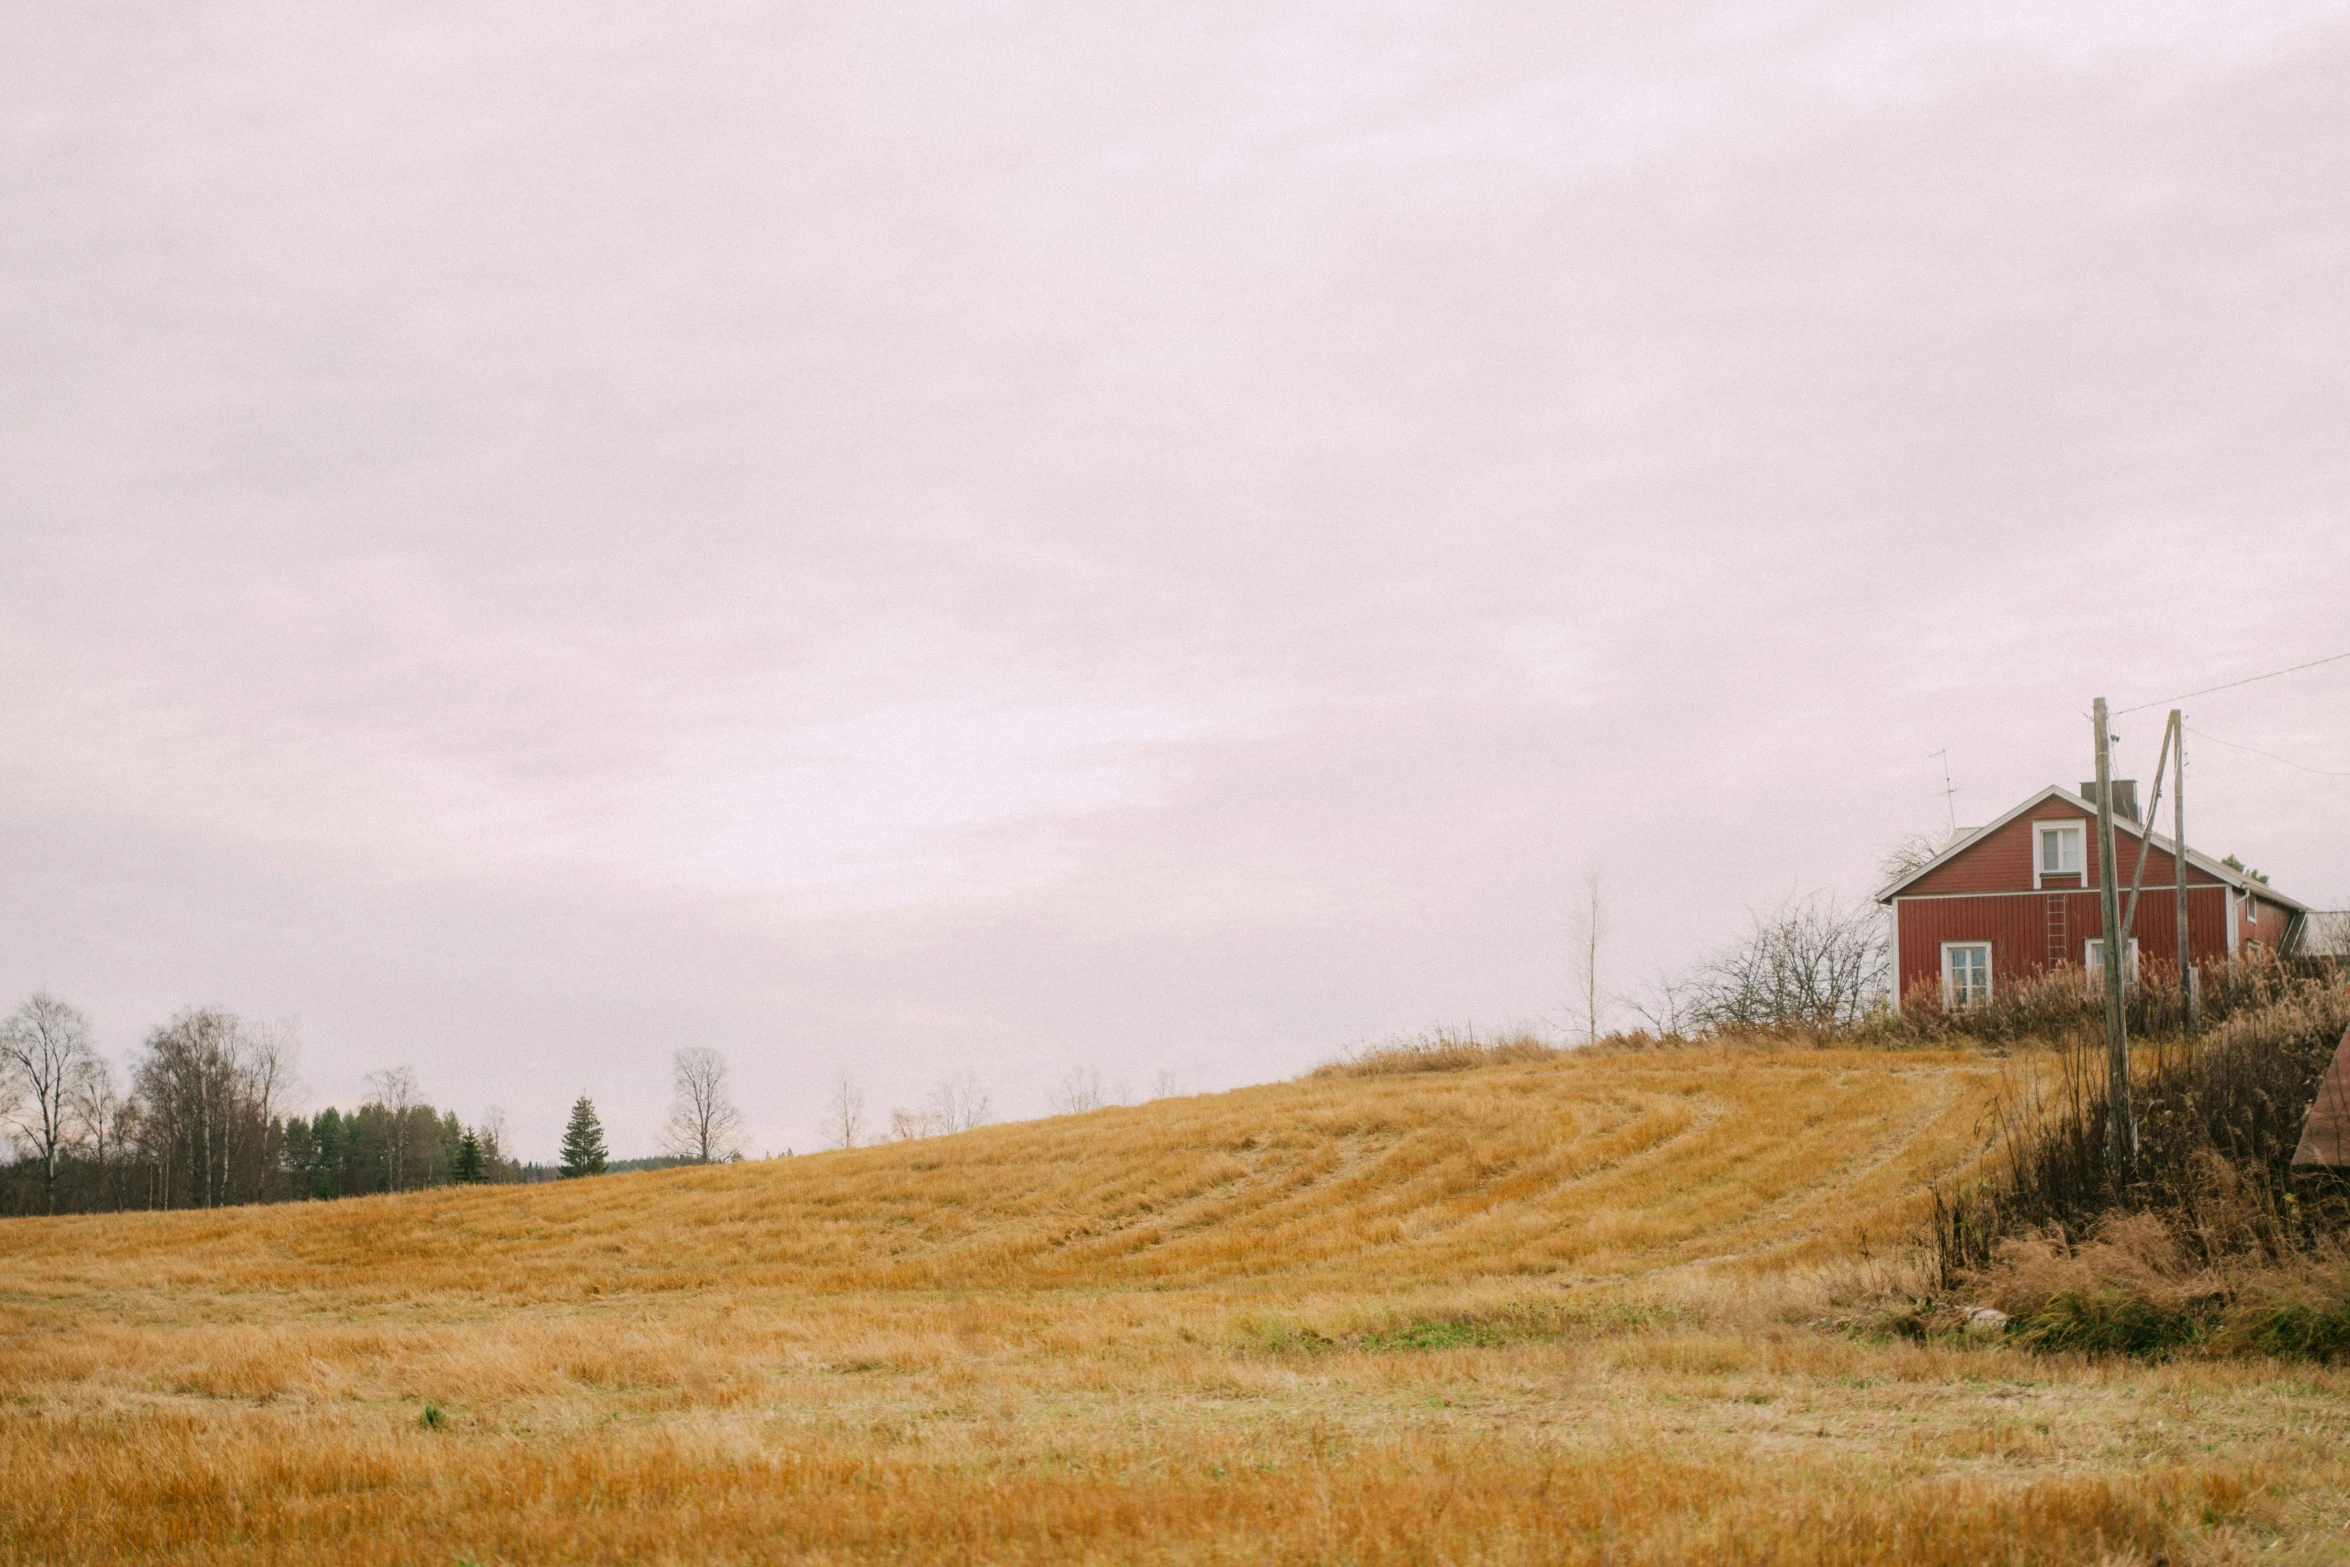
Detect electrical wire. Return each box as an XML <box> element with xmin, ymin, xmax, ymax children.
<box><xmin>2114</xmin><ymin>649</ymin><xmax>2350</xmax><ymax>715</ymax></box>
<box><xmin>2186</xmin><ymin>724</ymin><xmax>2350</xmax><ymax>778</ymax></box>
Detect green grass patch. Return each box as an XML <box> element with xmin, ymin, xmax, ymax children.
<box><xmin>2234</xmin><ymin>1295</ymin><xmax>2350</xmax><ymax>1362</ymax></box>
<box><xmin>2014</xmin><ymin>1291</ymin><xmax>2211</xmax><ymax>1358</ymax></box>
<box><xmin>1240</xmin><ymin>1297</ymin><xmax>1700</xmax><ymax>1357</ymax></box>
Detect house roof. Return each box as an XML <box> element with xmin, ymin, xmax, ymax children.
<box><xmin>1874</xmin><ymin>783</ymin><xmax>2311</xmax><ymax>914</ymax></box>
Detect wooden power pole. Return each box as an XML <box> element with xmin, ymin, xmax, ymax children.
<box><xmin>2172</xmin><ymin>709</ymin><xmax>2194</xmax><ymax>1033</ymax></box>
<box><xmin>2092</xmin><ymin>697</ymin><xmax>2134</xmax><ymax>1179</ymax></box>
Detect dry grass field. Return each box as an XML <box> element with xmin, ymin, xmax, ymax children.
<box><xmin>5</xmin><ymin>1043</ymin><xmax>2348</xmax><ymax>1564</ymax></box>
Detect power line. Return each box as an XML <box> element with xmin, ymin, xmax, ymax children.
<box><xmin>2187</xmin><ymin>724</ymin><xmax>2350</xmax><ymax>779</ymax></box>
<box><xmin>2114</xmin><ymin>649</ymin><xmax>2350</xmax><ymax>715</ymax></box>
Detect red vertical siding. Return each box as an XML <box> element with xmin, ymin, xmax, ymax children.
<box><xmin>1893</xmin><ymin>885</ymin><xmax>2232</xmax><ymax>1003</ymax></box>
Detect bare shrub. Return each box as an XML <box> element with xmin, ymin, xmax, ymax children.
<box><xmin>1622</xmin><ymin>970</ymin><xmax>1701</xmax><ymax>1039</ymax></box>
<box><xmin>887</xmin><ymin>1072</ymin><xmax>995</xmax><ymax>1140</ymax></box>
<box><xmin>887</xmin><ymin>1107</ymin><xmax>939</xmax><ymax>1141</ymax></box>
<box><xmin>1681</xmin><ymin>894</ymin><xmax>1889</xmax><ymax>1032</ymax></box>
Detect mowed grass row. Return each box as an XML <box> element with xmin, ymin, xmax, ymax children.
<box><xmin>9</xmin><ymin>1044</ymin><xmax>2348</xmax><ymax>1564</ymax></box>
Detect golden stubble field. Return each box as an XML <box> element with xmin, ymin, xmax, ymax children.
<box><xmin>4</xmin><ymin>1045</ymin><xmax>2347</xmax><ymax>1565</ymax></box>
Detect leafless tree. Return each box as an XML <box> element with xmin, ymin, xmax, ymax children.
<box><xmin>70</xmin><ymin>1059</ymin><xmax>126</xmax><ymax>1164</ymax></box>
<box><xmin>2306</xmin><ymin>909</ymin><xmax>2350</xmax><ymax>958</ymax></box>
<box><xmin>824</xmin><ymin>1072</ymin><xmax>867</xmax><ymax>1150</ymax></box>
<box><xmin>926</xmin><ymin>1070</ymin><xmax>992</xmax><ymax>1135</ymax></box>
<box><xmin>1682</xmin><ymin>893</ymin><xmax>1891</xmax><ymax>1031</ymax></box>
<box><xmin>477</xmin><ymin>1104</ymin><xmax>515</xmax><ymax>1179</ymax></box>
<box><xmin>70</xmin><ymin>1062</ymin><xmax>130</xmax><ymax>1209</ymax></box>
<box><xmin>1150</xmin><ymin>1068</ymin><xmax>1183</xmax><ymax>1101</ymax></box>
<box><xmin>1047</xmin><ymin>1065</ymin><xmax>1105</xmax><ymax>1116</ymax></box>
<box><xmin>888</xmin><ymin>1105</ymin><xmax>940</xmax><ymax>1141</ymax></box>
<box><xmin>661</xmin><ymin>1047</ymin><xmax>745</xmax><ymax>1163</ymax></box>
<box><xmin>1877</xmin><ymin>829</ymin><xmax>1949</xmax><ymax>888</ymax></box>
<box><xmin>366</xmin><ymin>1066</ymin><xmax>423</xmax><ymax>1191</ymax></box>
<box><xmin>1623</xmin><ymin>969</ymin><xmax>1699</xmax><ymax>1038</ymax></box>
<box><xmin>245</xmin><ymin>1018</ymin><xmax>294</xmax><ymax>1132</ymax></box>
<box><xmin>131</xmin><ymin>1007</ymin><xmax>294</xmax><ymax>1209</ymax></box>
<box><xmin>1570</xmin><ymin>866</ymin><xmax>1607</xmax><ymax>1042</ymax></box>
<box><xmin>0</xmin><ymin>992</ymin><xmax>106</xmax><ymax>1214</ymax></box>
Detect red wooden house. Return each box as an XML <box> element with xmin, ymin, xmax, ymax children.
<box><xmin>1877</xmin><ymin>781</ymin><xmax>2311</xmax><ymax>1010</ymax></box>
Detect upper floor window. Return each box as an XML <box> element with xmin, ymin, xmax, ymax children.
<box><xmin>2037</xmin><ymin>822</ymin><xmax>2085</xmax><ymax>881</ymax></box>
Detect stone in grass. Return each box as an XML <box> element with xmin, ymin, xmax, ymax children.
<box><xmin>1964</xmin><ymin>1308</ymin><xmax>2010</xmax><ymax>1338</ymax></box>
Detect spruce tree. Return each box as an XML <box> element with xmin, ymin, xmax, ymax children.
<box><xmin>453</xmin><ymin>1128</ymin><xmax>486</xmax><ymax>1184</ymax></box>
<box><xmin>559</xmin><ymin>1095</ymin><xmax>608</xmax><ymax>1178</ymax></box>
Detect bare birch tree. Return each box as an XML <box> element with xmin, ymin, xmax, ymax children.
<box><xmin>1570</xmin><ymin>867</ymin><xmax>1607</xmax><ymax>1043</ymax></box>
<box><xmin>661</xmin><ymin>1046</ymin><xmax>745</xmax><ymax>1163</ymax></box>
<box><xmin>926</xmin><ymin>1070</ymin><xmax>992</xmax><ymax>1135</ymax></box>
<box><xmin>0</xmin><ymin>992</ymin><xmax>106</xmax><ymax>1214</ymax></box>
<box><xmin>1047</xmin><ymin>1065</ymin><xmax>1105</xmax><ymax>1116</ymax></box>
<box><xmin>477</xmin><ymin>1104</ymin><xmax>516</xmax><ymax>1180</ymax></box>
<box><xmin>366</xmin><ymin>1066</ymin><xmax>422</xmax><ymax>1192</ymax></box>
<box><xmin>824</xmin><ymin>1072</ymin><xmax>867</xmax><ymax>1150</ymax></box>
<box><xmin>131</xmin><ymin>1007</ymin><xmax>293</xmax><ymax>1209</ymax></box>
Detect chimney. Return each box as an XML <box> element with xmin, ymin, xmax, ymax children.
<box><xmin>2079</xmin><ymin>779</ymin><xmax>2140</xmax><ymax>822</ymax></box>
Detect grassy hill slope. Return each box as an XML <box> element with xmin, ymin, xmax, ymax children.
<box><xmin>1</xmin><ymin>1045</ymin><xmax>1989</xmax><ymax>1301</ymax></box>
<box><xmin>4</xmin><ymin>1043</ymin><xmax>2345</xmax><ymax>1565</ymax></box>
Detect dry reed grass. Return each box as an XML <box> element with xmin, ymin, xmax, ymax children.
<box><xmin>5</xmin><ymin>1043</ymin><xmax>2348</xmax><ymax>1564</ymax></box>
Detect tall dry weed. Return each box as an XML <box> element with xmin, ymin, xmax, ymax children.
<box><xmin>1311</xmin><ymin>1026</ymin><xmax>1559</xmax><ymax>1077</ymax></box>
<box><xmin>1930</xmin><ymin>972</ymin><xmax>2350</xmax><ymax>1356</ymax></box>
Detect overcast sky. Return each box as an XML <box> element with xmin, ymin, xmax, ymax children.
<box><xmin>6</xmin><ymin>1</ymin><xmax>2347</xmax><ymax>1159</ymax></box>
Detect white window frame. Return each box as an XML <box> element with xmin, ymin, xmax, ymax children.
<box><xmin>1941</xmin><ymin>941</ymin><xmax>1993</xmax><ymax>1008</ymax></box>
<box><xmin>2084</xmin><ymin>937</ymin><xmax>2140</xmax><ymax>985</ymax></box>
<box><xmin>2033</xmin><ymin>821</ymin><xmax>2085</xmax><ymax>888</ymax></box>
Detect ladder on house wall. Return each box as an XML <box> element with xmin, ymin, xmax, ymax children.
<box><xmin>2045</xmin><ymin>894</ymin><xmax>2068</xmax><ymax>970</ymax></box>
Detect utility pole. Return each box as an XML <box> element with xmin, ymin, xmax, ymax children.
<box><xmin>2092</xmin><ymin>697</ymin><xmax>2134</xmax><ymax>1180</ymax></box>
<box><xmin>2172</xmin><ymin>709</ymin><xmax>2193</xmax><ymax>1032</ymax></box>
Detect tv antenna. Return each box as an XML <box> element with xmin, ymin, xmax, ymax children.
<box><xmin>1930</xmin><ymin>750</ymin><xmax>1958</xmax><ymax>838</ymax></box>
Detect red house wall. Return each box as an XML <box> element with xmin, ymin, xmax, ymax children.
<box><xmin>1894</xmin><ymin>886</ymin><xmax>2233</xmax><ymax>1002</ymax></box>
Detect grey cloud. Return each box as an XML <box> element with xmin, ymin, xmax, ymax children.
<box><xmin>5</xmin><ymin>1</ymin><xmax>2347</xmax><ymax>1156</ymax></box>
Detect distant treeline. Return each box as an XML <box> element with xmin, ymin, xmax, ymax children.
<box><xmin>3</xmin><ymin>993</ymin><xmax>534</xmax><ymax>1219</ymax></box>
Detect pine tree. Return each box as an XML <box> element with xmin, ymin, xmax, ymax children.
<box><xmin>453</xmin><ymin>1128</ymin><xmax>486</xmax><ymax>1184</ymax></box>
<box><xmin>559</xmin><ymin>1096</ymin><xmax>608</xmax><ymax>1178</ymax></box>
